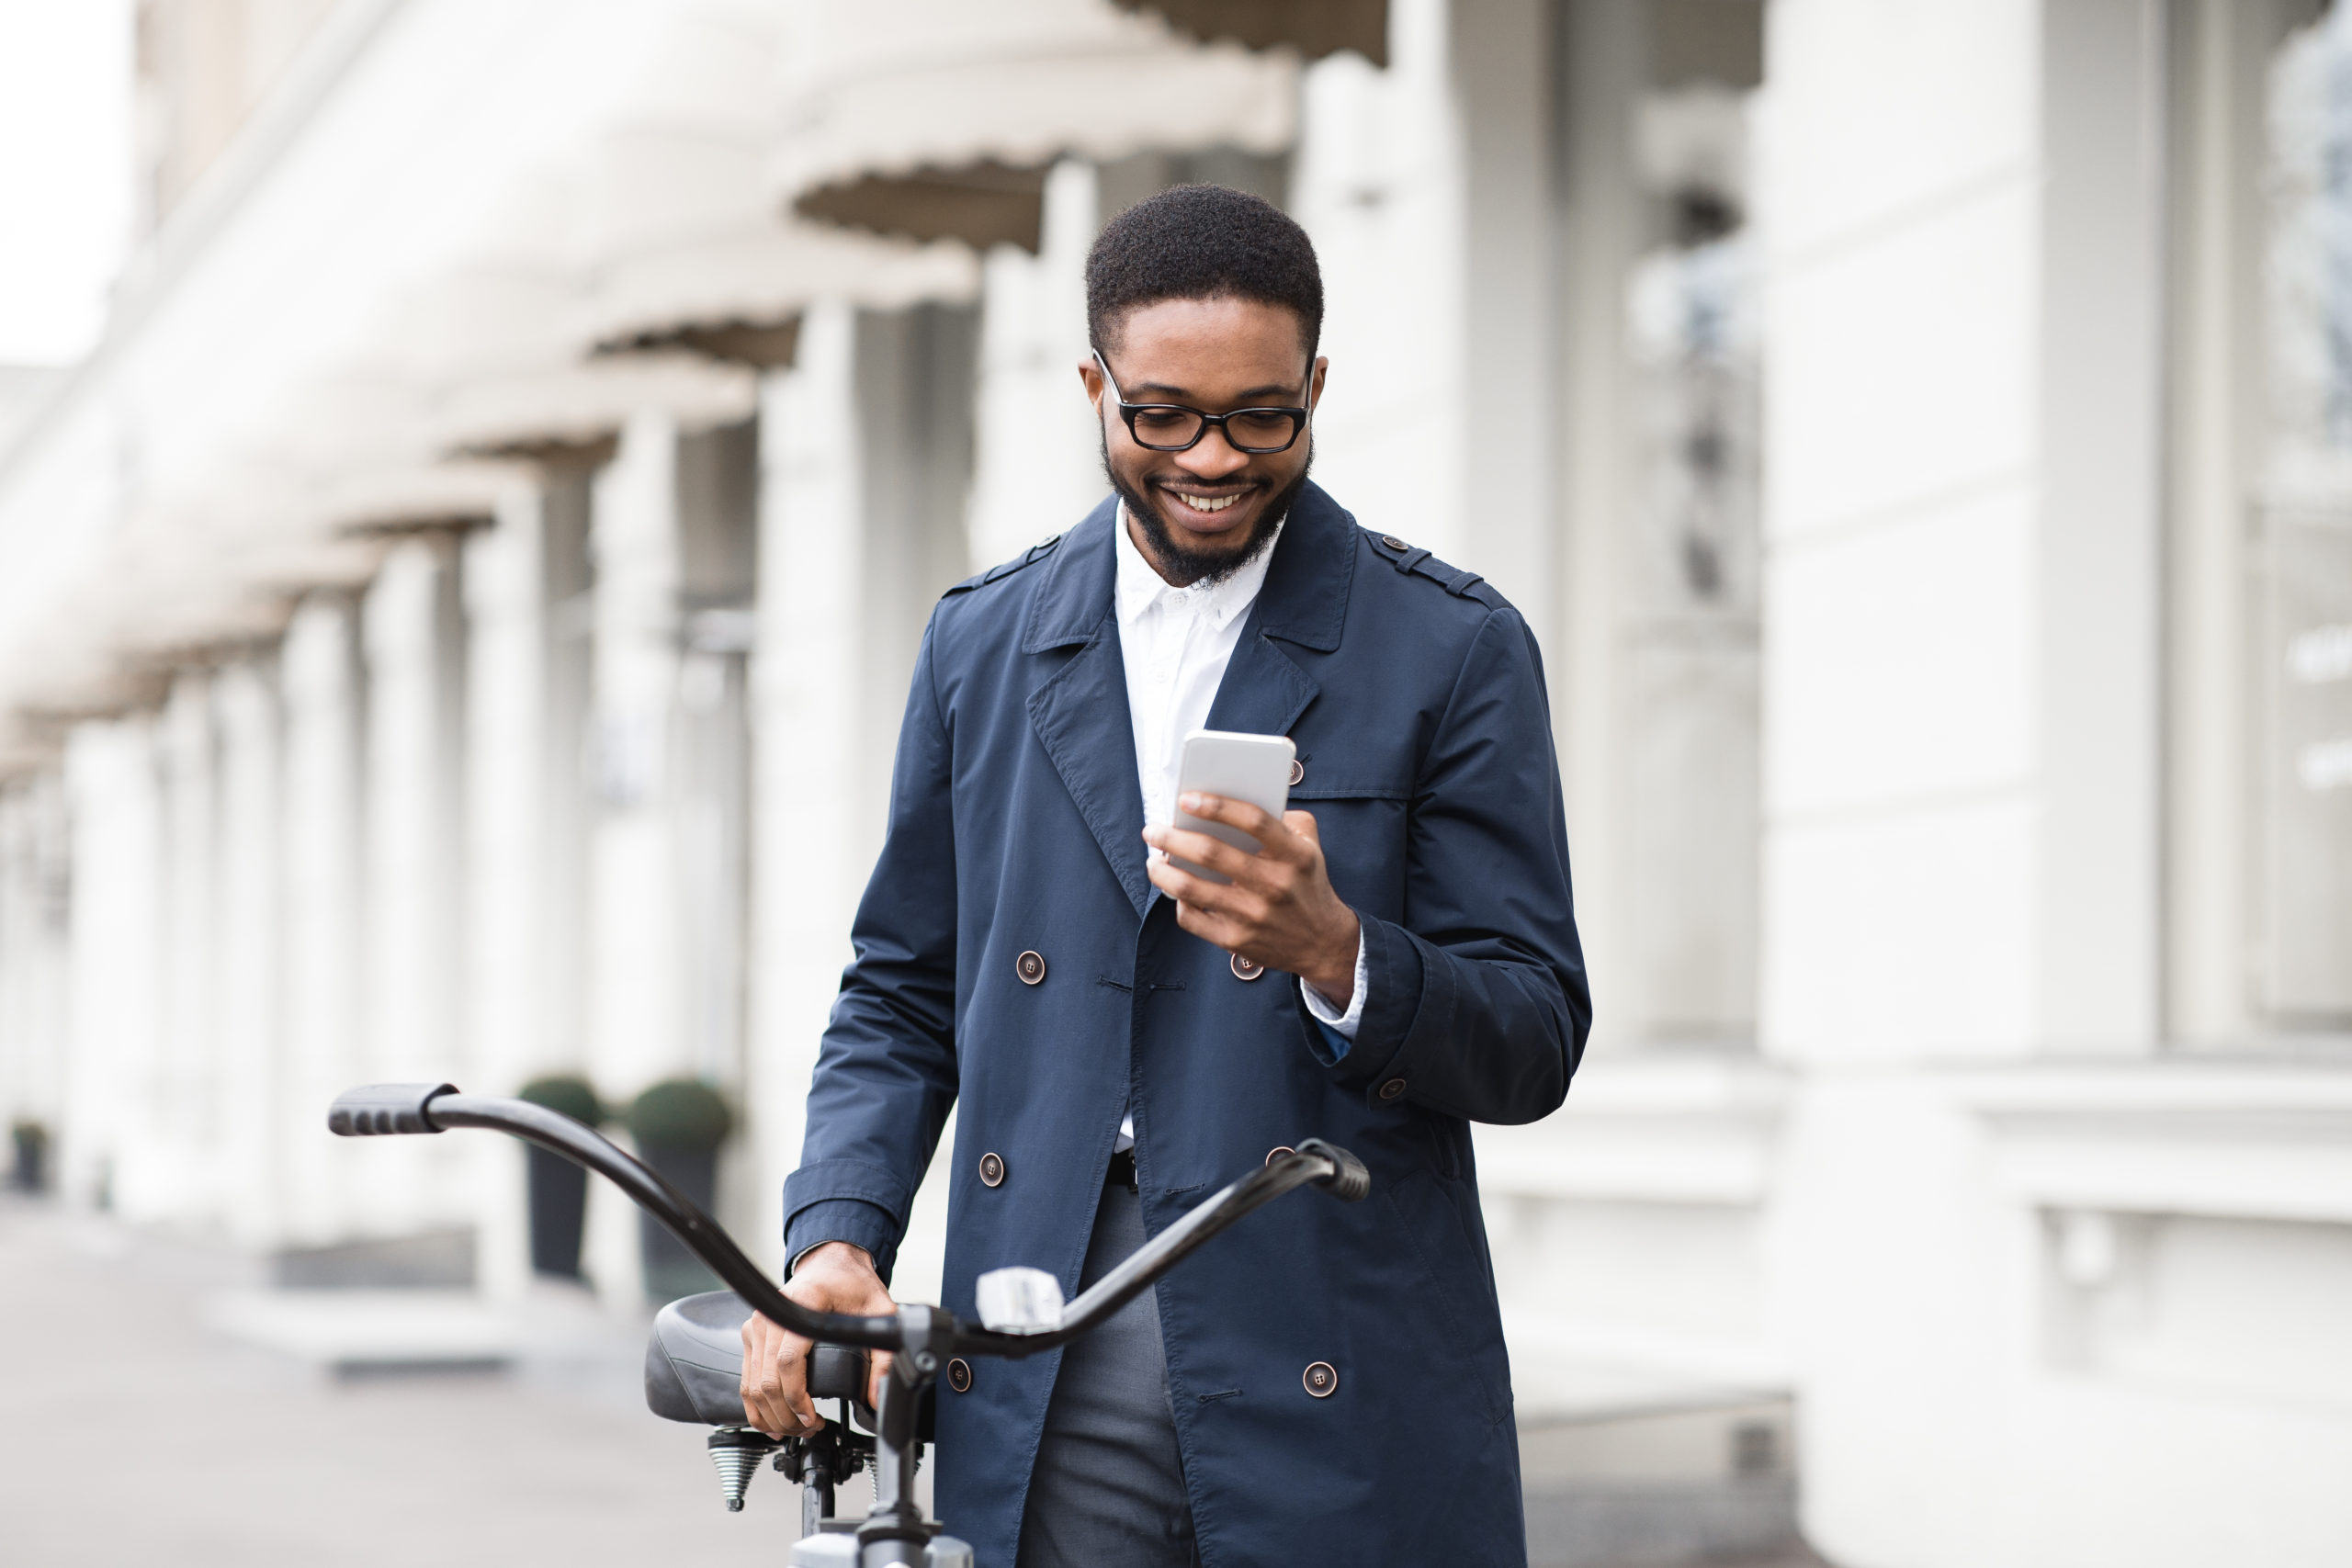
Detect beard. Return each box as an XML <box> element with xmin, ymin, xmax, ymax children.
<box><xmin>1102</xmin><ymin>436</ymin><xmax>1313</xmax><ymax>588</ymax></box>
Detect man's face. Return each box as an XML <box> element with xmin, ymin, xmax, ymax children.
<box><xmin>1080</xmin><ymin>296</ymin><xmax>1329</xmax><ymax>587</ymax></box>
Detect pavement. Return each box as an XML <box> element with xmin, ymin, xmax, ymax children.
<box><xmin>1</xmin><ymin>1195</ymin><xmax>1836</xmax><ymax>1568</ymax></box>
<box><xmin>0</xmin><ymin>1198</ymin><xmax>810</xmax><ymax>1567</ymax></box>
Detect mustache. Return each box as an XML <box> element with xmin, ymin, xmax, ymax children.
<box><xmin>1145</xmin><ymin>474</ymin><xmax>1262</xmax><ymax>490</ymax></box>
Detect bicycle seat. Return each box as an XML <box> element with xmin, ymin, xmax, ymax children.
<box><xmin>646</xmin><ymin>1291</ymin><xmax>757</xmax><ymax>1425</ymax></box>
<box><xmin>646</xmin><ymin>1291</ymin><xmax>879</xmax><ymax>1426</ymax></box>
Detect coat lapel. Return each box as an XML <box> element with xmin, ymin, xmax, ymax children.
<box><xmin>1023</xmin><ymin>502</ymin><xmax>1153</xmax><ymax>918</ymax></box>
<box><xmin>1202</xmin><ymin>481</ymin><xmax>1353</xmax><ymax>739</ymax></box>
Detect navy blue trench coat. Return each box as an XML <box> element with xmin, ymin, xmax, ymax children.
<box><xmin>784</xmin><ymin>482</ymin><xmax>1589</xmax><ymax>1567</ymax></box>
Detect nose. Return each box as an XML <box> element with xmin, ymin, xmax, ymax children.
<box><xmin>1175</xmin><ymin>423</ymin><xmax>1252</xmax><ymax>481</ymax></box>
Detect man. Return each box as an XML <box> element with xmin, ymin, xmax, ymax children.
<box><xmin>742</xmin><ymin>184</ymin><xmax>1589</xmax><ymax>1567</ymax></box>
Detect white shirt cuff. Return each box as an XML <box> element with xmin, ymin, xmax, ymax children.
<box><xmin>1300</xmin><ymin>927</ymin><xmax>1370</xmax><ymax>1039</ymax></box>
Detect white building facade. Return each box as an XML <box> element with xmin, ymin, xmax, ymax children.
<box><xmin>0</xmin><ymin>1</ymin><xmax>2347</xmax><ymax>1563</ymax></box>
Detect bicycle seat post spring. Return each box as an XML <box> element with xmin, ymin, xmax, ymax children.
<box><xmin>706</xmin><ymin>1427</ymin><xmax>775</xmax><ymax>1513</ymax></box>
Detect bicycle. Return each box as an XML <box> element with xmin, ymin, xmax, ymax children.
<box><xmin>328</xmin><ymin>1083</ymin><xmax>1370</xmax><ymax>1567</ymax></box>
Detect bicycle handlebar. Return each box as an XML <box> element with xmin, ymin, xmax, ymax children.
<box><xmin>326</xmin><ymin>1083</ymin><xmax>1368</xmax><ymax>1361</ymax></box>
<box><xmin>331</xmin><ymin>1083</ymin><xmax>896</xmax><ymax>1348</ymax></box>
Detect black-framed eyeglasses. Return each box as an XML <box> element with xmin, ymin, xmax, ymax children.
<box><xmin>1093</xmin><ymin>350</ymin><xmax>1313</xmax><ymax>455</ymax></box>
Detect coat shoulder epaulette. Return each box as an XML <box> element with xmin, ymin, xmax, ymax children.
<box><xmin>942</xmin><ymin>532</ymin><xmax>1064</xmax><ymax>599</ymax></box>
<box><xmin>1362</xmin><ymin>528</ymin><xmax>1508</xmax><ymax>611</ymax></box>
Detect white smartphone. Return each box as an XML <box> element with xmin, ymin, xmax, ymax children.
<box><xmin>1168</xmin><ymin>729</ymin><xmax>1295</xmax><ymax>884</ymax></box>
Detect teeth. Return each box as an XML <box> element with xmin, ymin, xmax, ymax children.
<box><xmin>1175</xmin><ymin>492</ymin><xmax>1239</xmax><ymax>513</ymax></box>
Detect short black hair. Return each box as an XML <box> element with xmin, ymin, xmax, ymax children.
<box><xmin>1086</xmin><ymin>184</ymin><xmax>1324</xmax><ymax>360</ymax></box>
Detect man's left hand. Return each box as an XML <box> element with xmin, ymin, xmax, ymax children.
<box><xmin>1143</xmin><ymin>795</ymin><xmax>1361</xmax><ymax>1008</ymax></box>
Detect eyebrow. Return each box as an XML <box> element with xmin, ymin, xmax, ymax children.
<box><xmin>1125</xmin><ymin>380</ymin><xmax>1302</xmax><ymax>403</ymax></box>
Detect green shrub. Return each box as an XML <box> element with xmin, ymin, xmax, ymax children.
<box><xmin>627</xmin><ymin>1078</ymin><xmax>733</xmax><ymax>1151</ymax></box>
<box><xmin>9</xmin><ymin>1119</ymin><xmax>48</xmax><ymax>1192</ymax></box>
<box><xmin>516</xmin><ymin>1073</ymin><xmax>605</xmax><ymax>1128</ymax></box>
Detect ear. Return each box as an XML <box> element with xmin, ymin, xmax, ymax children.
<box><xmin>1309</xmin><ymin>355</ymin><xmax>1329</xmax><ymax>412</ymax></box>
<box><xmin>1078</xmin><ymin>356</ymin><xmax>1106</xmax><ymax>410</ymax></box>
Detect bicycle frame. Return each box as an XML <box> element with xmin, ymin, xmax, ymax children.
<box><xmin>328</xmin><ymin>1082</ymin><xmax>1369</xmax><ymax>1565</ymax></box>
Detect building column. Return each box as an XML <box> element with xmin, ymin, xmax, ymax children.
<box><xmin>749</xmin><ymin>305</ymin><xmax>865</xmax><ymax>1285</ymax></box>
<box><xmin>747</xmin><ymin>298</ymin><xmax>977</xmax><ymax>1297</ymax></box>
<box><xmin>0</xmin><ymin>775</ymin><xmax>70</xmax><ymax>1183</ymax></box>
<box><xmin>1757</xmin><ymin>3</ymin><xmax>2165</xmax><ymax>1563</ymax></box>
<box><xmin>580</xmin><ymin>412</ymin><xmax>678</xmax><ymax>1304</ymax></box>
<box><xmin>967</xmin><ymin>160</ymin><xmax>1104</xmax><ymax>573</ymax></box>
<box><xmin>279</xmin><ymin>594</ymin><xmax>367</xmax><ymax>1247</ymax></box>
<box><xmin>212</xmin><ymin>655</ymin><xmax>285</xmax><ymax>1249</ymax></box>
<box><xmin>674</xmin><ymin>415</ymin><xmax>761</xmax><ymax>1245</ymax></box>
<box><xmin>360</xmin><ymin>535</ymin><xmax>469</xmax><ymax>1240</ymax></box>
<box><xmin>61</xmin><ymin>717</ymin><xmax>164</xmax><ymax>1213</ymax></box>
<box><xmin>462</xmin><ymin>470</ymin><xmax>595</xmax><ymax>1299</ymax></box>
<box><xmin>1293</xmin><ymin>0</ymin><xmax>1467</xmax><ymax>559</ymax></box>
<box><xmin>153</xmin><ymin>671</ymin><xmax>219</xmax><ymax>1223</ymax></box>
<box><xmin>586</xmin><ymin>411</ymin><xmax>686</xmax><ymax>1107</ymax></box>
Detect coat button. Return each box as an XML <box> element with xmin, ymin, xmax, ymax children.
<box><xmin>1230</xmin><ymin>953</ymin><xmax>1265</xmax><ymax>981</ymax></box>
<box><xmin>1304</xmin><ymin>1360</ymin><xmax>1339</xmax><ymax>1398</ymax></box>
<box><xmin>1015</xmin><ymin>950</ymin><xmax>1046</xmax><ymax>985</ymax></box>
<box><xmin>1265</xmin><ymin>1145</ymin><xmax>1295</xmax><ymax>1166</ymax></box>
<box><xmin>1287</xmin><ymin>758</ymin><xmax>1304</xmax><ymax>786</ymax></box>
<box><xmin>946</xmin><ymin>1358</ymin><xmax>973</xmax><ymax>1393</ymax></box>
<box><xmin>1380</xmin><ymin>535</ymin><xmax>1408</xmax><ymax>551</ymax></box>
<box><xmin>1378</xmin><ymin>1078</ymin><xmax>1408</xmax><ymax>1101</ymax></box>
<box><xmin>978</xmin><ymin>1152</ymin><xmax>1006</xmax><ymax>1187</ymax></box>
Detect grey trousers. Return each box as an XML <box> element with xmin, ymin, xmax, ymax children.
<box><xmin>1014</xmin><ymin>1180</ymin><xmax>1202</xmax><ymax>1568</ymax></box>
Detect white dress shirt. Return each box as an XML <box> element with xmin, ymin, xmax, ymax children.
<box><xmin>1113</xmin><ymin>506</ymin><xmax>1367</xmax><ymax>1152</ymax></box>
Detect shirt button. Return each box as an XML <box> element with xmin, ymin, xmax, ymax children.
<box><xmin>1015</xmin><ymin>950</ymin><xmax>1046</xmax><ymax>985</ymax></box>
<box><xmin>1380</xmin><ymin>535</ymin><xmax>1408</xmax><ymax>551</ymax></box>
<box><xmin>1230</xmin><ymin>953</ymin><xmax>1265</xmax><ymax>981</ymax></box>
<box><xmin>946</xmin><ymin>1358</ymin><xmax>973</xmax><ymax>1393</ymax></box>
<box><xmin>978</xmin><ymin>1152</ymin><xmax>1006</xmax><ymax>1187</ymax></box>
<box><xmin>1378</xmin><ymin>1078</ymin><xmax>1408</xmax><ymax>1101</ymax></box>
<box><xmin>1304</xmin><ymin>1360</ymin><xmax>1340</xmax><ymax>1398</ymax></box>
<box><xmin>1287</xmin><ymin>758</ymin><xmax>1305</xmax><ymax>786</ymax></box>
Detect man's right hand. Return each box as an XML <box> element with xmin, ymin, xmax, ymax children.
<box><xmin>740</xmin><ymin>1241</ymin><xmax>897</xmax><ymax>1438</ymax></box>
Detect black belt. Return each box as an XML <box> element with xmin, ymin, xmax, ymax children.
<box><xmin>1105</xmin><ymin>1146</ymin><xmax>1138</xmax><ymax>1191</ymax></box>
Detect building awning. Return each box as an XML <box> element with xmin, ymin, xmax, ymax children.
<box><xmin>582</xmin><ymin>127</ymin><xmax>979</xmax><ymax>367</ymax></box>
<box><xmin>0</xmin><ymin>0</ymin><xmax>803</xmax><ymax>766</ymax></box>
<box><xmin>1113</xmin><ymin>0</ymin><xmax>1390</xmax><ymax>67</ymax></box>
<box><xmin>580</xmin><ymin>0</ymin><xmax>982</xmax><ymax>365</ymax></box>
<box><xmin>776</xmin><ymin>0</ymin><xmax>1299</xmax><ymax>253</ymax></box>
<box><xmin>365</xmin><ymin>173</ymin><xmax>764</xmax><ymax>458</ymax></box>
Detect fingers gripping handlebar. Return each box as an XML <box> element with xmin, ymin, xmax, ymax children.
<box><xmin>327</xmin><ymin>1083</ymin><xmax>1371</xmax><ymax>1360</ymax></box>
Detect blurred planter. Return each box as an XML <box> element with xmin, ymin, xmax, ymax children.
<box><xmin>627</xmin><ymin>1079</ymin><xmax>734</xmax><ymax>1302</ymax></box>
<box><xmin>9</xmin><ymin>1121</ymin><xmax>47</xmax><ymax>1193</ymax></box>
<box><xmin>515</xmin><ymin>1075</ymin><xmax>604</xmax><ymax>1280</ymax></box>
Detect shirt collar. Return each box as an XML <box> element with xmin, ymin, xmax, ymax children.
<box><xmin>1114</xmin><ymin>500</ymin><xmax>1283</xmax><ymax>633</ymax></box>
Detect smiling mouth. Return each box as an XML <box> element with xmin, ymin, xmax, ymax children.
<box><xmin>1162</xmin><ymin>487</ymin><xmax>1250</xmax><ymax>518</ymax></box>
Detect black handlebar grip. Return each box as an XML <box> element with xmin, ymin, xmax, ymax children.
<box><xmin>1297</xmin><ymin>1138</ymin><xmax>1371</xmax><ymax>1202</ymax></box>
<box><xmin>808</xmin><ymin>1343</ymin><xmax>872</xmax><ymax>1404</ymax></box>
<box><xmin>326</xmin><ymin>1083</ymin><xmax>458</xmax><ymax>1137</ymax></box>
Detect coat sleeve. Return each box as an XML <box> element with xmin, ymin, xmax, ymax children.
<box><xmin>1295</xmin><ymin>605</ymin><xmax>1590</xmax><ymax>1123</ymax></box>
<box><xmin>781</xmin><ymin>615</ymin><xmax>959</xmax><ymax>1285</ymax></box>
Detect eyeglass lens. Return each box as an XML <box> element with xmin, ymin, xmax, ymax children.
<box><xmin>1127</xmin><ymin>407</ymin><xmax>1302</xmax><ymax>453</ymax></box>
